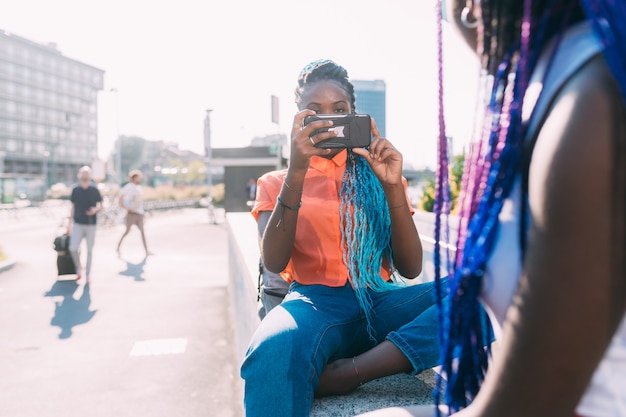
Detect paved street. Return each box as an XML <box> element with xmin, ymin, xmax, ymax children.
<box><xmin>0</xmin><ymin>207</ymin><xmax>243</xmax><ymax>417</ymax></box>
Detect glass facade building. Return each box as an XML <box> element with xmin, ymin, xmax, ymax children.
<box><xmin>0</xmin><ymin>29</ymin><xmax>104</xmax><ymax>188</ymax></box>
<box><xmin>352</xmin><ymin>79</ymin><xmax>386</xmax><ymax>137</ymax></box>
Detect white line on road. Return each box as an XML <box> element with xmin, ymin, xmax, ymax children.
<box><xmin>130</xmin><ymin>338</ymin><xmax>188</xmax><ymax>356</ymax></box>
<box><xmin>420</xmin><ymin>235</ymin><xmax>457</xmax><ymax>251</ymax></box>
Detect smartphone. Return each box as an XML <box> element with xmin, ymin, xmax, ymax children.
<box><xmin>303</xmin><ymin>114</ymin><xmax>371</xmax><ymax>148</ymax></box>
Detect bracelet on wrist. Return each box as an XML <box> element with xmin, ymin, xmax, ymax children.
<box><xmin>277</xmin><ymin>196</ymin><xmax>302</xmax><ymax>210</ymax></box>
<box><xmin>352</xmin><ymin>357</ymin><xmax>364</xmax><ymax>386</ymax></box>
<box><xmin>283</xmin><ymin>179</ymin><xmax>303</xmax><ymax>194</ymax></box>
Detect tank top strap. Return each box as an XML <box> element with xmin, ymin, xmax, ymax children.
<box><xmin>518</xmin><ymin>22</ymin><xmax>603</xmax><ymax>251</ymax></box>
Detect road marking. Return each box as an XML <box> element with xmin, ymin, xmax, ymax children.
<box><xmin>130</xmin><ymin>338</ymin><xmax>187</xmax><ymax>356</ymax></box>
<box><xmin>420</xmin><ymin>235</ymin><xmax>457</xmax><ymax>251</ymax></box>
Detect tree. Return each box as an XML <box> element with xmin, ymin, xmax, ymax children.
<box><xmin>419</xmin><ymin>152</ymin><xmax>465</xmax><ymax>213</ymax></box>
<box><xmin>185</xmin><ymin>159</ymin><xmax>207</xmax><ymax>185</ymax></box>
<box><xmin>449</xmin><ymin>153</ymin><xmax>465</xmax><ymax>214</ymax></box>
<box><xmin>111</xmin><ymin>135</ymin><xmax>146</xmax><ymax>181</ymax></box>
<box><xmin>419</xmin><ymin>176</ymin><xmax>436</xmax><ymax>212</ymax></box>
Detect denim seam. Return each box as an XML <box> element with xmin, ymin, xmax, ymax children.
<box><xmin>307</xmin><ymin>315</ymin><xmax>365</xmax><ymax>381</ymax></box>
<box><xmin>304</xmin><ymin>316</ymin><xmax>365</xmax><ymax>409</ymax></box>
<box><xmin>371</xmin><ymin>284</ymin><xmax>436</xmax><ymax>316</ymax></box>
<box><xmin>386</xmin><ymin>331</ymin><xmax>425</xmax><ymax>376</ymax></box>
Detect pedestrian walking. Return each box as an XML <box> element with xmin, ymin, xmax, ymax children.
<box><xmin>116</xmin><ymin>170</ymin><xmax>150</xmax><ymax>256</ymax></box>
<box><xmin>68</xmin><ymin>166</ymin><xmax>103</xmax><ymax>283</ymax></box>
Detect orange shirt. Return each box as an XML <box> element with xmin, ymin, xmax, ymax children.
<box><xmin>251</xmin><ymin>150</ymin><xmax>414</xmax><ymax>287</ymax></box>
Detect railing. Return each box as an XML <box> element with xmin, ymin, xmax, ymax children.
<box><xmin>0</xmin><ymin>198</ymin><xmax>204</xmax><ymax>228</ymax></box>
<box><xmin>143</xmin><ymin>198</ymin><xmax>202</xmax><ymax>212</ymax></box>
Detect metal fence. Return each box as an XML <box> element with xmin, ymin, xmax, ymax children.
<box><xmin>0</xmin><ymin>198</ymin><xmax>203</xmax><ymax>229</ymax></box>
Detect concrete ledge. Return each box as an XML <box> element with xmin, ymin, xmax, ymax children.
<box><xmin>226</xmin><ymin>212</ymin><xmax>262</xmax><ymax>364</ymax></box>
<box><xmin>226</xmin><ymin>212</ymin><xmax>436</xmax><ymax>415</ymax></box>
<box><xmin>311</xmin><ymin>371</ymin><xmax>437</xmax><ymax>416</ymax></box>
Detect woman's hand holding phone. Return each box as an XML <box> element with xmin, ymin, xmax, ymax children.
<box><xmin>351</xmin><ymin>118</ymin><xmax>403</xmax><ymax>187</ymax></box>
<box><xmin>288</xmin><ymin>109</ymin><xmax>335</xmax><ymax>173</ymax></box>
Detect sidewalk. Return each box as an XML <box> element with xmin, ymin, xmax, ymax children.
<box><xmin>0</xmin><ymin>200</ymin><xmax>70</xmax><ymax>234</ymax></box>
<box><xmin>0</xmin><ymin>208</ymin><xmax>242</xmax><ymax>417</ymax></box>
<box><xmin>0</xmin><ymin>201</ymin><xmax>74</xmax><ymax>275</ymax></box>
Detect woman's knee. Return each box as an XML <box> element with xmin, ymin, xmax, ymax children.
<box><xmin>241</xmin><ymin>301</ymin><xmax>333</xmax><ymax>376</ymax></box>
<box><xmin>241</xmin><ymin>310</ymin><xmax>302</xmax><ymax>382</ymax></box>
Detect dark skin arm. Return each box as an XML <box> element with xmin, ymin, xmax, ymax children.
<box><xmin>261</xmin><ymin>110</ymin><xmax>422</xmax><ymax>278</ymax></box>
<box><xmin>459</xmin><ymin>54</ymin><xmax>626</xmax><ymax>417</ymax></box>
<box><xmin>360</xmin><ymin>54</ymin><xmax>626</xmax><ymax>417</ymax></box>
<box><xmin>260</xmin><ymin>109</ymin><xmax>333</xmax><ymax>273</ymax></box>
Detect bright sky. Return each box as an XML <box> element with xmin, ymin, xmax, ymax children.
<box><xmin>2</xmin><ymin>0</ymin><xmax>479</xmax><ymax>169</ymax></box>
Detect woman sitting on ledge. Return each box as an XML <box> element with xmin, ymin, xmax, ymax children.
<box><xmin>240</xmin><ymin>59</ymin><xmax>446</xmax><ymax>417</ymax></box>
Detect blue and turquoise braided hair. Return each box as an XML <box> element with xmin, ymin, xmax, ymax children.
<box><xmin>434</xmin><ymin>0</ymin><xmax>626</xmax><ymax>413</ymax></box>
<box><xmin>295</xmin><ymin>60</ymin><xmax>405</xmax><ymax>341</ymax></box>
<box><xmin>340</xmin><ymin>151</ymin><xmax>405</xmax><ymax>340</ymax></box>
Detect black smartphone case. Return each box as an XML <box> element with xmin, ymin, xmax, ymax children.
<box><xmin>304</xmin><ymin>114</ymin><xmax>371</xmax><ymax>148</ymax></box>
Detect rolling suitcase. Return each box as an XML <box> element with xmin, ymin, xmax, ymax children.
<box><xmin>53</xmin><ymin>234</ymin><xmax>76</xmax><ymax>276</ymax></box>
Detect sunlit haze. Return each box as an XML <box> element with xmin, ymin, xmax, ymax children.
<box><xmin>2</xmin><ymin>0</ymin><xmax>479</xmax><ymax>169</ymax></box>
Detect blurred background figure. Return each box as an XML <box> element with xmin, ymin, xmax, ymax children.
<box><xmin>68</xmin><ymin>166</ymin><xmax>103</xmax><ymax>283</ymax></box>
<box><xmin>116</xmin><ymin>170</ymin><xmax>151</xmax><ymax>257</ymax></box>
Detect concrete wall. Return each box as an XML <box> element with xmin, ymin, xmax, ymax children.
<box><xmin>224</xmin><ymin>166</ymin><xmax>275</xmax><ymax>212</ymax></box>
<box><xmin>226</xmin><ymin>212</ymin><xmax>263</xmax><ymax>363</ymax></box>
<box><xmin>226</xmin><ymin>211</ymin><xmax>441</xmax><ymax>416</ymax></box>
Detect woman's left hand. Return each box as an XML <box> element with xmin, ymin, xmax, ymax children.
<box><xmin>352</xmin><ymin>118</ymin><xmax>403</xmax><ymax>186</ymax></box>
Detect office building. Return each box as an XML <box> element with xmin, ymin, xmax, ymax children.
<box><xmin>352</xmin><ymin>79</ymin><xmax>386</xmax><ymax>137</ymax></box>
<box><xmin>0</xmin><ymin>28</ymin><xmax>104</xmax><ymax>199</ymax></box>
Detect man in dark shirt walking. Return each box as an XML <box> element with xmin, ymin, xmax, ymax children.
<box><xmin>68</xmin><ymin>166</ymin><xmax>103</xmax><ymax>283</ymax></box>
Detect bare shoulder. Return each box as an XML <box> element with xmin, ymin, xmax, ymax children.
<box><xmin>529</xmin><ymin>54</ymin><xmax>626</xmax><ymax>226</ymax></box>
<box><xmin>522</xmin><ymin>52</ymin><xmax>626</xmax><ymax>329</ymax></box>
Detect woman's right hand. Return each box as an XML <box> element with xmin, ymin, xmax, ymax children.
<box><xmin>288</xmin><ymin>109</ymin><xmax>335</xmax><ymax>173</ymax></box>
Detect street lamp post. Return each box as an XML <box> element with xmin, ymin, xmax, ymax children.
<box><xmin>42</xmin><ymin>151</ymin><xmax>50</xmax><ymax>194</ymax></box>
<box><xmin>48</xmin><ymin>144</ymin><xmax>56</xmax><ymax>187</ymax></box>
<box><xmin>110</xmin><ymin>88</ymin><xmax>121</xmax><ymax>184</ymax></box>
<box><xmin>271</xmin><ymin>95</ymin><xmax>283</xmax><ymax>169</ymax></box>
<box><xmin>203</xmin><ymin>109</ymin><xmax>215</xmax><ymax>223</ymax></box>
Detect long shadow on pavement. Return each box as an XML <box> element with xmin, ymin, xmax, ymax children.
<box><xmin>118</xmin><ymin>255</ymin><xmax>147</xmax><ymax>282</ymax></box>
<box><xmin>44</xmin><ymin>281</ymin><xmax>97</xmax><ymax>339</ymax></box>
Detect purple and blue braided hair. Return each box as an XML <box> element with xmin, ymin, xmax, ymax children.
<box><xmin>295</xmin><ymin>60</ymin><xmax>405</xmax><ymax>341</ymax></box>
<box><xmin>581</xmin><ymin>0</ymin><xmax>626</xmax><ymax>104</ymax></box>
<box><xmin>433</xmin><ymin>0</ymin><xmax>626</xmax><ymax>412</ymax></box>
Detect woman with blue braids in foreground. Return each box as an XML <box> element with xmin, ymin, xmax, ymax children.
<box><xmin>359</xmin><ymin>0</ymin><xmax>626</xmax><ymax>416</ymax></box>
<box><xmin>240</xmin><ymin>59</ymin><xmax>444</xmax><ymax>417</ymax></box>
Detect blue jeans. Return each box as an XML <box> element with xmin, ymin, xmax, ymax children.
<box><xmin>240</xmin><ymin>279</ymin><xmax>444</xmax><ymax>417</ymax></box>
<box><xmin>69</xmin><ymin>223</ymin><xmax>97</xmax><ymax>277</ymax></box>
